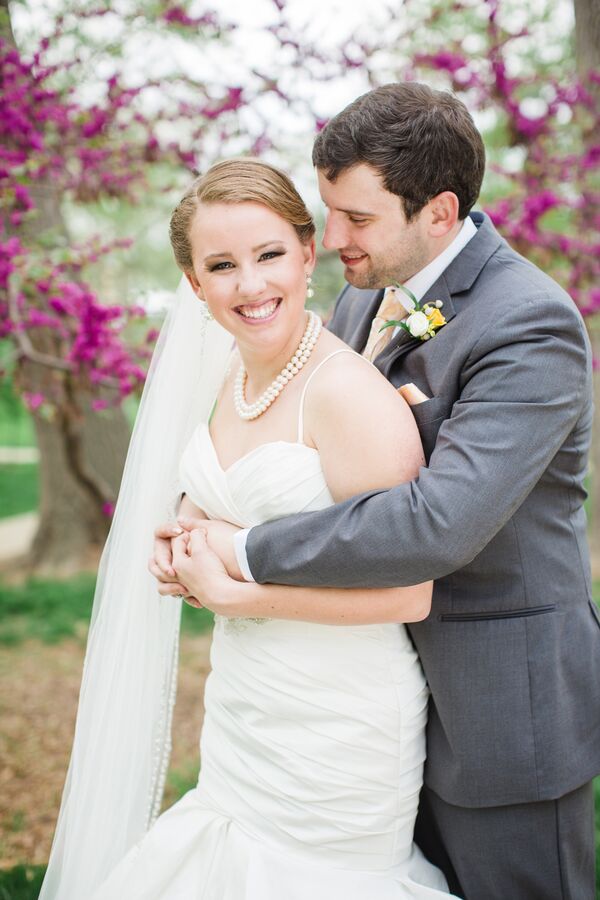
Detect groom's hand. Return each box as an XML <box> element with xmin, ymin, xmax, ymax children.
<box><xmin>177</xmin><ymin>517</ymin><xmax>244</xmax><ymax>582</ymax></box>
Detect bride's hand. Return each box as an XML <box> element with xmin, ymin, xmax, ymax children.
<box><xmin>171</xmin><ymin>529</ymin><xmax>245</xmax><ymax>615</ymax></box>
<box><xmin>148</xmin><ymin>522</ymin><xmax>189</xmax><ymax>596</ymax></box>
<box><xmin>177</xmin><ymin>517</ymin><xmax>244</xmax><ymax>581</ymax></box>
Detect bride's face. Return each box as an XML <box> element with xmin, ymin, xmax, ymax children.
<box><xmin>186</xmin><ymin>201</ymin><xmax>315</xmax><ymax>355</ymax></box>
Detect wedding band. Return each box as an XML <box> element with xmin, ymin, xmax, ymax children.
<box><xmin>174</xmin><ymin>593</ymin><xmax>185</xmax><ymax>601</ymax></box>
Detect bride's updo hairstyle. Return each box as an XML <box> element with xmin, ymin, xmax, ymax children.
<box><xmin>170</xmin><ymin>158</ymin><xmax>315</xmax><ymax>273</ymax></box>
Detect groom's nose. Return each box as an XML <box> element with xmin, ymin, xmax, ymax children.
<box><xmin>322</xmin><ymin>212</ymin><xmax>348</xmax><ymax>251</ymax></box>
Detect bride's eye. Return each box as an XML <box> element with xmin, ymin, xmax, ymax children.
<box><xmin>209</xmin><ymin>261</ymin><xmax>234</xmax><ymax>271</ymax></box>
<box><xmin>259</xmin><ymin>250</ymin><xmax>285</xmax><ymax>261</ymax></box>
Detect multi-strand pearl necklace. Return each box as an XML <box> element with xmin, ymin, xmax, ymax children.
<box><xmin>234</xmin><ymin>310</ymin><xmax>322</xmax><ymax>420</ymax></box>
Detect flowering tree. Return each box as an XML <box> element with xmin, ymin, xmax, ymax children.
<box><xmin>1</xmin><ymin>0</ymin><xmax>597</xmax><ymax>573</ymax></box>
<box><xmin>574</xmin><ymin>0</ymin><xmax>600</xmax><ymax>561</ymax></box>
<box><xmin>0</xmin><ymin>0</ymin><xmax>330</xmax><ymax>573</ymax></box>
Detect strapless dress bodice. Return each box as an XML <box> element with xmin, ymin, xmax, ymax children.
<box><xmin>178</xmin><ymin>421</ymin><xmax>334</xmax><ymax>527</ymax></box>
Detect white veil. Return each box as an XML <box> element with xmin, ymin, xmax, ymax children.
<box><xmin>39</xmin><ymin>277</ymin><xmax>233</xmax><ymax>899</ymax></box>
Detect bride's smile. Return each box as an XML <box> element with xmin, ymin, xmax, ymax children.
<box><xmin>235</xmin><ymin>297</ymin><xmax>282</xmax><ymax>322</ymax></box>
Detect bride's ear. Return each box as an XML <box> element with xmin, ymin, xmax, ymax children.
<box><xmin>303</xmin><ymin>237</ymin><xmax>317</xmax><ymax>273</ymax></box>
<box><xmin>185</xmin><ymin>269</ymin><xmax>205</xmax><ymax>300</ymax></box>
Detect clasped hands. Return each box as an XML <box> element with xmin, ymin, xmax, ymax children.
<box><xmin>148</xmin><ymin>517</ymin><xmax>246</xmax><ymax>615</ymax></box>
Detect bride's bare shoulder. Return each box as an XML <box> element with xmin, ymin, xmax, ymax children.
<box><xmin>310</xmin><ymin>328</ymin><xmax>402</xmax><ymax>406</ymax></box>
<box><xmin>304</xmin><ymin>332</ymin><xmax>425</xmax><ymax>495</ymax></box>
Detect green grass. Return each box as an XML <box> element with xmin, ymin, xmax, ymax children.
<box><xmin>164</xmin><ymin>760</ymin><xmax>199</xmax><ymax>805</ymax></box>
<box><xmin>0</xmin><ymin>575</ymin><xmax>214</xmax><ymax>646</ymax></box>
<box><xmin>0</xmin><ymin>464</ymin><xmax>39</xmax><ymax>519</ymax></box>
<box><xmin>0</xmin><ymin>378</ymin><xmax>35</xmax><ymax>448</ymax></box>
<box><xmin>0</xmin><ymin>865</ymin><xmax>46</xmax><ymax>900</ymax></box>
<box><xmin>0</xmin><ymin>575</ymin><xmax>97</xmax><ymax>645</ymax></box>
<box><xmin>180</xmin><ymin>600</ymin><xmax>215</xmax><ymax>635</ymax></box>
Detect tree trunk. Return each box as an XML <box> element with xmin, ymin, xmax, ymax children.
<box><xmin>574</xmin><ymin>0</ymin><xmax>600</xmax><ymax>577</ymax></box>
<box><xmin>30</xmin><ymin>390</ymin><xmax>130</xmax><ymax>577</ymax></box>
<box><xmin>2</xmin><ymin>1</ymin><xmax>131</xmax><ymax>576</ymax></box>
<box><xmin>574</xmin><ymin>0</ymin><xmax>600</xmax><ymax>75</ymax></box>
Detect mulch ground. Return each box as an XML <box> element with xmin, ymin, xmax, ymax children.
<box><xmin>0</xmin><ymin>633</ymin><xmax>213</xmax><ymax>868</ymax></box>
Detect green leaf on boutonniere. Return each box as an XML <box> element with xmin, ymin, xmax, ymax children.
<box><xmin>395</xmin><ymin>283</ymin><xmax>418</xmax><ymax>310</ymax></box>
<box><xmin>379</xmin><ymin>319</ymin><xmax>407</xmax><ymax>332</ymax></box>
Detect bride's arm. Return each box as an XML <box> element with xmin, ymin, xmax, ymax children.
<box><xmin>210</xmin><ymin>568</ymin><xmax>431</xmax><ymax>625</ymax></box>
<box><xmin>174</xmin><ymin>354</ymin><xmax>433</xmax><ymax>624</ymax></box>
<box><xmin>178</xmin><ymin>494</ymin><xmax>207</xmax><ymax>520</ymax></box>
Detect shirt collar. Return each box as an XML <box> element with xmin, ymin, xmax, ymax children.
<box><xmin>401</xmin><ymin>216</ymin><xmax>477</xmax><ymax>304</ymax></box>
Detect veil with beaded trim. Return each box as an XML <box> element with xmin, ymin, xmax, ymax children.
<box><xmin>39</xmin><ymin>277</ymin><xmax>233</xmax><ymax>900</ymax></box>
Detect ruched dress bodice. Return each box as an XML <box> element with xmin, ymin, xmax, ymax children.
<box><xmin>179</xmin><ymin>421</ymin><xmax>334</xmax><ymax>527</ymax></box>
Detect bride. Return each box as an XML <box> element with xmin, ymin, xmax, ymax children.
<box><xmin>40</xmin><ymin>158</ymin><xmax>457</xmax><ymax>899</ymax></box>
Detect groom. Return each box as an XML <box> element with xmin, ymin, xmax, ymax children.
<box><xmin>158</xmin><ymin>83</ymin><xmax>600</xmax><ymax>897</ymax></box>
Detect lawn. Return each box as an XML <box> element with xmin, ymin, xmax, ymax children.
<box><xmin>0</xmin><ymin>464</ymin><xmax>38</xmax><ymax>520</ymax></box>
<box><xmin>0</xmin><ymin>380</ymin><xmax>35</xmax><ymax>449</ymax></box>
<box><xmin>0</xmin><ymin>574</ymin><xmax>214</xmax><ymax>645</ymax></box>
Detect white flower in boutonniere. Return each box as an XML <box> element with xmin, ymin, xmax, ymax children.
<box><xmin>380</xmin><ymin>284</ymin><xmax>446</xmax><ymax>342</ymax></box>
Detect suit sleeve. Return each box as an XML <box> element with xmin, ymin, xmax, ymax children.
<box><xmin>245</xmin><ymin>294</ymin><xmax>591</xmax><ymax>588</ymax></box>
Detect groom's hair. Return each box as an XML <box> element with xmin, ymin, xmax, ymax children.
<box><xmin>312</xmin><ymin>82</ymin><xmax>485</xmax><ymax>221</ymax></box>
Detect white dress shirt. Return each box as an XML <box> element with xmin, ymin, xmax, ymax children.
<box><xmin>234</xmin><ymin>216</ymin><xmax>477</xmax><ymax>582</ymax></box>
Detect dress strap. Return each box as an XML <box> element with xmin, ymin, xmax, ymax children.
<box><xmin>297</xmin><ymin>348</ymin><xmax>359</xmax><ymax>444</ymax></box>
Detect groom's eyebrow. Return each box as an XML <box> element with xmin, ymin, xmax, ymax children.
<box><xmin>203</xmin><ymin>241</ymin><xmax>285</xmax><ymax>262</ymax></box>
<box><xmin>337</xmin><ymin>207</ymin><xmax>375</xmax><ymax>216</ymax></box>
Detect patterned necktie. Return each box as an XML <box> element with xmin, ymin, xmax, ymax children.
<box><xmin>362</xmin><ymin>286</ymin><xmax>410</xmax><ymax>362</ymax></box>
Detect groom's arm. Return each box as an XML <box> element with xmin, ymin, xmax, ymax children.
<box><xmin>244</xmin><ymin>294</ymin><xmax>591</xmax><ymax>588</ymax></box>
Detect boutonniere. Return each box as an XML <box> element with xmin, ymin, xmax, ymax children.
<box><xmin>380</xmin><ymin>284</ymin><xmax>446</xmax><ymax>342</ymax></box>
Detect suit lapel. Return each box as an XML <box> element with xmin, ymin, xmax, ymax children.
<box><xmin>373</xmin><ymin>277</ymin><xmax>455</xmax><ymax>373</ymax></box>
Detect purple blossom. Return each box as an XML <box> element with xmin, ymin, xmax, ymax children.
<box><xmin>415</xmin><ymin>50</ymin><xmax>469</xmax><ymax>74</ymax></box>
<box><xmin>23</xmin><ymin>392</ymin><xmax>45</xmax><ymax>411</ymax></box>
<box><xmin>522</xmin><ymin>190</ymin><xmax>560</xmax><ymax>226</ymax></box>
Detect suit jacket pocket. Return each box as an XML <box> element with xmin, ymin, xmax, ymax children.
<box><xmin>409</xmin><ymin>395</ymin><xmax>449</xmax><ymax>425</ymax></box>
<box><xmin>440</xmin><ymin>604</ymin><xmax>556</xmax><ymax>622</ymax></box>
<box><xmin>408</xmin><ymin>396</ymin><xmax>451</xmax><ymax>462</ymax></box>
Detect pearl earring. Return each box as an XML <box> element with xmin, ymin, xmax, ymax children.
<box><xmin>306</xmin><ymin>274</ymin><xmax>314</xmax><ymax>300</ymax></box>
<box><xmin>198</xmin><ymin>299</ymin><xmax>214</xmax><ymax>322</ymax></box>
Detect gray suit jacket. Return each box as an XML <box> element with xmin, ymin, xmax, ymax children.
<box><xmin>246</xmin><ymin>212</ymin><xmax>600</xmax><ymax>808</ymax></box>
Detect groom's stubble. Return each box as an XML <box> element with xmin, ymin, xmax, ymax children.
<box><xmin>343</xmin><ymin>230</ymin><xmax>431</xmax><ymax>291</ymax></box>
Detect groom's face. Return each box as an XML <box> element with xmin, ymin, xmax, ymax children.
<box><xmin>317</xmin><ymin>164</ymin><xmax>430</xmax><ymax>289</ymax></box>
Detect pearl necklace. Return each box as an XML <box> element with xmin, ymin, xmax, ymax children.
<box><xmin>234</xmin><ymin>310</ymin><xmax>322</xmax><ymax>420</ymax></box>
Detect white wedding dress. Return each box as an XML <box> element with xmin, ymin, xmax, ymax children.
<box><xmin>91</xmin><ymin>351</ymin><xmax>454</xmax><ymax>900</ymax></box>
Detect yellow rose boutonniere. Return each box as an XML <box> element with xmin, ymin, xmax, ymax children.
<box><xmin>379</xmin><ymin>284</ymin><xmax>447</xmax><ymax>342</ymax></box>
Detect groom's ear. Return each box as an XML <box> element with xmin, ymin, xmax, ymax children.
<box><xmin>427</xmin><ymin>191</ymin><xmax>460</xmax><ymax>238</ymax></box>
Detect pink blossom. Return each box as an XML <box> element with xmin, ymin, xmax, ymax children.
<box><xmin>23</xmin><ymin>392</ymin><xmax>45</xmax><ymax>411</ymax></box>
<box><xmin>521</xmin><ymin>190</ymin><xmax>560</xmax><ymax>226</ymax></box>
<box><xmin>415</xmin><ymin>50</ymin><xmax>468</xmax><ymax>74</ymax></box>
